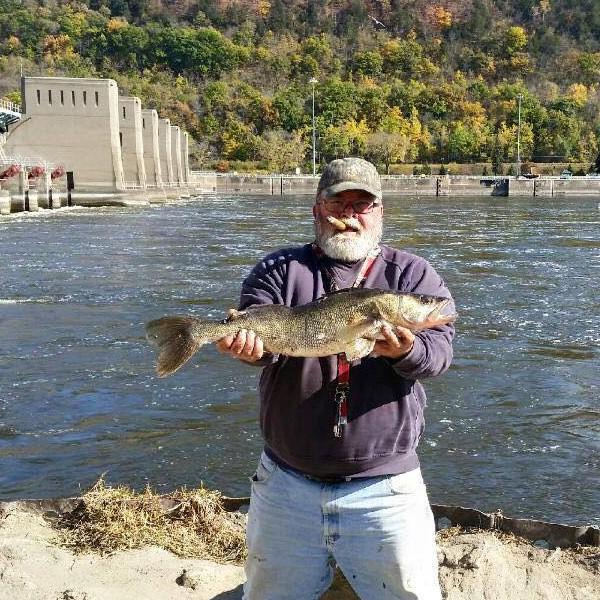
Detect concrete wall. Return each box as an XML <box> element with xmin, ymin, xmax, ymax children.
<box><xmin>5</xmin><ymin>76</ymin><xmax>124</xmax><ymax>192</ymax></box>
<box><xmin>158</xmin><ymin>118</ymin><xmax>174</xmax><ymax>185</ymax></box>
<box><xmin>170</xmin><ymin>126</ymin><xmax>184</xmax><ymax>185</ymax></box>
<box><xmin>534</xmin><ymin>179</ymin><xmax>553</xmax><ymax>197</ymax></box>
<box><xmin>141</xmin><ymin>109</ymin><xmax>162</xmax><ymax>187</ymax></box>
<box><xmin>553</xmin><ymin>178</ymin><xmax>600</xmax><ymax>195</ymax></box>
<box><xmin>508</xmin><ymin>178</ymin><xmax>535</xmax><ymax>196</ymax></box>
<box><xmin>118</xmin><ymin>96</ymin><xmax>146</xmax><ymax>188</ymax></box>
<box><xmin>181</xmin><ymin>132</ymin><xmax>189</xmax><ymax>183</ymax></box>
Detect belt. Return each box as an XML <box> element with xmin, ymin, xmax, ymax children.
<box><xmin>302</xmin><ymin>473</ymin><xmax>353</xmax><ymax>484</ymax></box>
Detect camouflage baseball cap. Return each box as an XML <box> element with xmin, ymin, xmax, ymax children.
<box><xmin>317</xmin><ymin>157</ymin><xmax>382</xmax><ymax>201</ymax></box>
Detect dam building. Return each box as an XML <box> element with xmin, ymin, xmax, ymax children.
<box><xmin>2</xmin><ymin>76</ymin><xmax>191</xmax><ymax>207</ymax></box>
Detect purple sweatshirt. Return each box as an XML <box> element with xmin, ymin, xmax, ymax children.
<box><xmin>240</xmin><ymin>243</ymin><xmax>455</xmax><ymax>479</ymax></box>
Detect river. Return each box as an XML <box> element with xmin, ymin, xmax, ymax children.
<box><xmin>0</xmin><ymin>195</ymin><xmax>598</xmax><ymax>527</ymax></box>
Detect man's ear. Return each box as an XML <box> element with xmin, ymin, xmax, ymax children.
<box><xmin>312</xmin><ymin>204</ymin><xmax>317</xmax><ymax>218</ymax></box>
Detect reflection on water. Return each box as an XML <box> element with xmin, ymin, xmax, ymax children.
<box><xmin>0</xmin><ymin>195</ymin><xmax>598</xmax><ymax>527</ymax></box>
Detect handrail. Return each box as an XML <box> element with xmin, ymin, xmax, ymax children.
<box><xmin>0</xmin><ymin>99</ymin><xmax>21</xmax><ymax>114</ymax></box>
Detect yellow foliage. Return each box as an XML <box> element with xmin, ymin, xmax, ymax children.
<box><xmin>426</xmin><ymin>5</ymin><xmax>453</xmax><ymax>30</ymax></box>
<box><xmin>257</xmin><ymin>0</ymin><xmax>271</xmax><ymax>17</ymax></box>
<box><xmin>566</xmin><ymin>83</ymin><xmax>588</xmax><ymax>107</ymax></box>
<box><xmin>43</xmin><ymin>34</ymin><xmax>76</xmax><ymax>60</ymax></box>
<box><xmin>505</xmin><ymin>26</ymin><xmax>528</xmax><ymax>53</ymax></box>
<box><xmin>381</xmin><ymin>106</ymin><xmax>411</xmax><ymax>135</ymax></box>
<box><xmin>107</xmin><ymin>18</ymin><xmax>127</xmax><ymax>32</ymax></box>
<box><xmin>254</xmin><ymin>46</ymin><xmax>271</xmax><ymax>61</ymax></box>
<box><xmin>6</xmin><ymin>36</ymin><xmax>20</xmax><ymax>51</ymax></box>
<box><xmin>458</xmin><ymin>100</ymin><xmax>487</xmax><ymax>127</ymax></box>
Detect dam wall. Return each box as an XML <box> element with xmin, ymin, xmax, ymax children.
<box><xmin>189</xmin><ymin>173</ymin><xmax>600</xmax><ymax>197</ymax></box>
<box><xmin>158</xmin><ymin>118</ymin><xmax>174</xmax><ymax>185</ymax></box>
<box><xmin>181</xmin><ymin>132</ymin><xmax>190</xmax><ymax>184</ymax></box>
<box><xmin>171</xmin><ymin>126</ymin><xmax>184</xmax><ymax>185</ymax></box>
<box><xmin>5</xmin><ymin>77</ymin><xmax>124</xmax><ymax>192</ymax></box>
<box><xmin>141</xmin><ymin>109</ymin><xmax>162</xmax><ymax>187</ymax></box>
<box><xmin>118</xmin><ymin>96</ymin><xmax>146</xmax><ymax>189</ymax></box>
<box><xmin>1</xmin><ymin>76</ymin><xmax>192</xmax><ymax>211</ymax></box>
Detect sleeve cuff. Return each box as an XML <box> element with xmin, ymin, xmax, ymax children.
<box><xmin>386</xmin><ymin>335</ymin><xmax>426</xmax><ymax>374</ymax></box>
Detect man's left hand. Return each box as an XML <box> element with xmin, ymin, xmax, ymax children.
<box><xmin>373</xmin><ymin>325</ymin><xmax>415</xmax><ymax>359</ymax></box>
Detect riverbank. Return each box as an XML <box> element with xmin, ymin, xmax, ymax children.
<box><xmin>1</xmin><ymin>498</ymin><xmax>598</xmax><ymax>600</ymax></box>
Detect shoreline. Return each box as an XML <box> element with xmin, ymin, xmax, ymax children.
<box><xmin>2</xmin><ymin>496</ymin><xmax>598</xmax><ymax>550</ymax></box>
<box><xmin>1</xmin><ymin>495</ymin><xmax>598</xmax><ymax>600</ymax></box>
<box><xmin>2</xmin><ymin>173</ymin><xmax>600</xmax><ymax>218</ymax></box>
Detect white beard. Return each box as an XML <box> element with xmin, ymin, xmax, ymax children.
<box><xmin>315</xmin><ymin>218</ymin><xmax>383</xmax><ymax>262</ymax></box>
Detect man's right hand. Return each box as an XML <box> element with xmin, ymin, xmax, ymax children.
<box><xmin>216</xmin><ymin>329</ymin><xmax>265</xmax><ymax>362</ymax></box>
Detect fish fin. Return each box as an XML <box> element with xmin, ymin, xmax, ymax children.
<box><xmin>344</xmin><ymin>338</ymin><xmax>376</xmax><ymax>361</ymax></box>
<box><xmin>146</xmin><ymin>316</ymin><xmax>201</xmax><ymax>378</ymax></box>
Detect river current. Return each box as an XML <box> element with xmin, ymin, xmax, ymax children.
<box><xmin>0</xmin><ymin>195</ymin><xmax>598</xmax><ymax>527</ymax></box>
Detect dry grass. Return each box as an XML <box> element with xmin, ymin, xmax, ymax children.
<box><xmin>59</xmin><ymin>478</ymin><xmax>247</xmax><ymax>564</ymax></box>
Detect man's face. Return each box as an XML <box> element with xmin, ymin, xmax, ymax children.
<box><xmin>314</xmin><ymin>189</ymin><xmax>383</xmax><ymax>261</ymax></box>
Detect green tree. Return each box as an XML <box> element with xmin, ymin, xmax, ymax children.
<box><xmin>257</xmin><ymin>129</ymin><xmax>308</xmax><ymax>172</ymax></box>
<box><xmin>365</xmin><ymin>132</ymin><xmax>410</xmax><ymax>174</ymax></box>
<box><xmin>352</xmin><ymin>50</ymin><xmax>383</xmax><ymax>77</ymax></box>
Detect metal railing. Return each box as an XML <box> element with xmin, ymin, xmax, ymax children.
<box><xmin>0</xmin><ymin>99</ymin><xmax>21</xmax><ymax>115</ymax></box>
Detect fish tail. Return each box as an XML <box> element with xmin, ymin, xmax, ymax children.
<box><xmin>146</xmin><ymin>316</ymin><xmax>204</xmax><ymax>378</ymax></box>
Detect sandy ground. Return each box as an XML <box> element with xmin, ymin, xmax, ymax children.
<box><xmin>0</xmin><ymin>506</ymin><xmax>598</xmax><ymax>600</ymax></box>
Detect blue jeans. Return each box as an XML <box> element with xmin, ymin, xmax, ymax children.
<box><xmin>243</xmin><ymin>452</ymin><xmax>441</xmax><ymax>600</ymax></box>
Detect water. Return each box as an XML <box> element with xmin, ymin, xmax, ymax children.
<box><xmin>0</xmin><ymin>196</ymin><xmax>598</xmax><ymax>527</ymax></box>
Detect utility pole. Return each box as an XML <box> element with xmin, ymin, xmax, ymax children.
<box><xmin>310</xmin><ymin>78</ymin><xmax>318</xmax><ymax>176</ymax></box>
<box><xmin>516</xmin><ymin>93</ymin><xmax>523</xmax><ymax>178</ymax></box>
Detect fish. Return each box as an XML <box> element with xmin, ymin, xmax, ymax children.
<box><xmin>146</xmin><ymin>288</ymin><xmax>457</xmax><ymax>377</ymax></box>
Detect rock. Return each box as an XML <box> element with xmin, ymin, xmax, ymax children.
<box><xmin>59</xmin><ymin>591</ymin><xmax>88</xmax><ymax>600</ymax></box>
<box><xmin>176</xmin><ymin>568</ymin><xmax>204</xmax><ymax>590</ymax></box>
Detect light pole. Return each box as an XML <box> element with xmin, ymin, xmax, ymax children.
<box><xmin>516</xmin><ymin>93</ymin><xmax>523</xmax><ymax>178</ymax></box>
<box><xmin>309</xmin><ymin>77</ymin><xmax>318</xmax><ymax>176</ymax></box>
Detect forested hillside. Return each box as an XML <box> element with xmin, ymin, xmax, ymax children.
<box><xmin>1</xmin><ymin>0</ymin><xmax>600</xmax><ymax>173</ymax></box>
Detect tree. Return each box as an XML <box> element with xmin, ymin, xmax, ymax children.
<box><xmin>365</xmin><ymin>132</ymin><xmax>410</xmax><ymax>174</ymax></box>
<box><xmin>352</xmin><ymin>50</ymin><xmax>383</xmax><ymax>77</ymax></box>
<box><xmin>320</xmin><ymin>119</ymin><xmax>369</xmax><ymax>161</ymax></box>
<box><xmin>257</xmin><ymin>129</ymin><xmax>308</xmax><ymax>172</ymax></box>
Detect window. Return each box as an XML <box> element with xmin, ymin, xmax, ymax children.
<box><xmin>48</xmin><ymin>90</ymin><xmax>52</xmax><ymax>104</ymax></box>
<box><xmin>119</xmin><ymin>132</ymin><xmax>122</xmax><ymax>147</ymax></box>
<box><xmin>122</xmin><ymin>106</ymin><xmax>126</xmax><ymax>119</ymax></box>
<box><xmin>72</xmin><ymin>90</ymin><xmax>75</xmax><ymax>106</ymax></box>
<box><xmin>83</xmin><ymin>91</ymin><xmax>87</xmax><ymax>105</ymax></box>
<box><xmin>60</xmin><ymin>90</ymin><xmax>64</xmax><ymax>105</ymax></box>
<box><xmin>142</xmin><ymin>118</ymin><xmax>145</xmax><ymax>128</ymax></box>
<box><xmin>36</xmin><ymin>90</ymin><xmax>40</xmax><ymax>104</ymax></box>
<box><xmin>95</xmin><ymin>91</ymin><xmax>99</xmax><ymax>107</ymax></box>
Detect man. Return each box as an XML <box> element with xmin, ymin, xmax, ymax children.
<box><xmin>216</xmin><ymin>157</ymin><xmax>454</xmax><ymax>600</ymax></box>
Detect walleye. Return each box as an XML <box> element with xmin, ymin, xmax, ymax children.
<box><xmin>146</xmin><ymin>288</ymin><xmax>457</xmax><ymax>377</ymax></box>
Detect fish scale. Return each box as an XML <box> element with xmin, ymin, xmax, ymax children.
<box><xmin>146</xmin><ymin>288</ymin><xmax>457</xmax><ymax>377</ymax></box>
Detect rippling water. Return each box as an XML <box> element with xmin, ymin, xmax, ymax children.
<box><xmin>0</xmin><ymin>196</ymin><xmax>598</xmax><ymax>527</ymax></box>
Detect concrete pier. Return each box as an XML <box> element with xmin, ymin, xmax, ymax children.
<box><xmin>141</xmin><ymin>109</ymin><xmax>162</xmax><ymax>187</ymax></box>
<box><xmin>118</xmin><ymin>97</ymin><xmax>146</xmax><ymax>189</ymax></box>
<box><xmin>181</xmin><ymin>132</ymin><xmax>190</xmax><ymax>184</ymax></box>
<box><xmin>158</xmin><ymin>118</ymin><xmax>174</xmax><ymax>186</ymax></box>
<box><xmin>171</xmin><ymin>126</ymin><xmax>184</xmax><ymax>186</ymax></box>
<box><xmin>0</xmin><ymin>190</ymin><xmax>10</xmax><ymax>214</ymax></box>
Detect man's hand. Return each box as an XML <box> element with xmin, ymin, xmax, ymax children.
<box><xmin>216</xmin><ymin>329</ymin><xmax>265</xmax><ymax>362</ymax></box>
<box><xmin>373</xmin><ymin>324</ymin><xmax>415</xmax><ymax>360</ymax></box>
